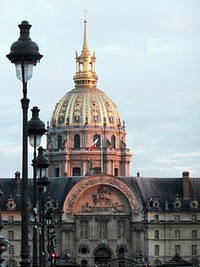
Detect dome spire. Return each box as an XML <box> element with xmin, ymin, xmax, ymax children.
<box><xmin>82</xmin><ymin>13</ymin><xmax>89</xmax><ymax>52</ymax></box>
<box><xmin>73</xmin><ymin>16</ymin><xmax>98</xmax><ymax>88</ymax></box>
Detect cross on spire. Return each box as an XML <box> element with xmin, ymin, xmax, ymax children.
<box><xmin>83</xmin><ymin>8</ymin><xmax>88</xmax><ymax>20</ymax></box>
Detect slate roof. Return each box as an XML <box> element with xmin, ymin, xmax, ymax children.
<box><xmin>0</xmin><ymin>176</ymin><xmax>199</xmax><ymax>212</ymax></box>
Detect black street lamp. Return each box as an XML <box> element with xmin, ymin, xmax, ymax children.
<box><xmin>28</xmin><ymin>107</ymin><xmax>46</xmax><ymax>267</ymax></box>
<box><xmin>6</xmin><ymin>21</ymin><xmax>42</xmax><ymax>267</ymax></box>
<box><xmin>36</xmin><ymin>147</ymin><xmax>50</xmax><ymax>267</ymax></box>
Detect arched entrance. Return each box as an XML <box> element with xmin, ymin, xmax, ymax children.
<box><xmin>94</xmin><ymin>247</ymin><xmax>112</xmax><ymax>266</ymax></box>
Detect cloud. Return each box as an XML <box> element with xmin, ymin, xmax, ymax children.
<box><xmin>0</xmin><ymin>141</ymin><xmax>21</xmax><ymax>155</ymax></box>
<box><xmin>171</xmin><ymin>151</ymin><xmax>200</xmax><ymax>158</ymax></box>
<box><xmin>154</xmin><ymin>150</ymin><xmax>200</xmax><ymax>164</ymax></box>
<box><xmin>133</xmin><ymin>147</ymin><xmax>147</xmax><ymax>155</ymax></box>
<box><xmin>98</xmin><ymin>44</ymin><xmax>126</xmax><ymax>54</ymax></box>
<box><xmin>146</xmin><ymin>37</ymin><xmax>174</xmax><ymax>55</ymax></box>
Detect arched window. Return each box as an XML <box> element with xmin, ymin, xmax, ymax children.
<box><xmin>80</xmin><ymin>62</ymin><xmax>83</xmax><ymax>72</ymax></box>
<box><xmin>81</xmin><ymin>259</ymin><xmax>88</xmax><ymax>266</ymax></box>
<box><xmin>8</xmin><ymin>230</ymin><xmax>14</xmax><ymax>240</ymax></box>
<box><xmin>192</xmin><ymin>230</ymin><xmax>197</xmax><ymax>239</ymax></box>
<box><xmin>175</xmin><ymin>230</ymin><xmax>180</xmax><ymax>239</ymax></box>
<box><xmin>58</xmin><ymin>135</ymin><xmax>62</xmax><ymax>149</ymax></box>
<box><xmin>88</xmin><ymin>62</ymin><xmax>92</xmax><ymax>71</ymax></box>
<box><xmin>93</xmin><ymin>134</ymin><xmax>100</xmax><ymax>148</ymax></box>
<box><xmin>74</xmin><ymin>134</ymin><xmax>80</xmax><ymax>148</ymax></box>
<box><xmin>111</xmin><ymin>135</ymin><xmax>116</xmax><ymax>148</ymax></box>
<box><xmin>8</xmin><ymin>245</ymin><xmax>15</xmax><ymax>257</ymax></box>
<box><xmin>114</xmin><ymin>168</ymin><xmax>118</xmax><ymax>176</ymax></box>
<box><xmin>154</xmin><ymin>230</ymin><xmax>159</xmax><ymax>240</ymax></box>
<box><xmin>73</xmin><ymin>167</ymin><xmax>81</xmax><ymax>176</ymax></box>
<box><xmin>154</xmin><ymin>259</ymin><xmax>162</xmax><ymax>266</ymax></box>
<box><xmin>155</xmin><ymin>245</ymin><xmax>159</xmax><ymax>256</ymax></box>
<box><xmin>191</xmin><ymin>259</ymin><xmax>199</xmax><ymax>267</ymax></box>
<box><xmin>7</xmin><ymin>259</ymin><xmax>17</xmax><ymax>267</ymax></box>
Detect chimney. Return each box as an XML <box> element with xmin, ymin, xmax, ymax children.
<box><xmin>182</xmin><ymin>171</ymin><xmax>190</xmax><ymax>199</ymax></box>
<box><xmin>15</xmin><ymin>171</ymin><xmax>21</xmax><ymax>196</ymax></box>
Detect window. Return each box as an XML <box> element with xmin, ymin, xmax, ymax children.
<box><xmin>114</xmin><ymin>168</ymin><xmax>118</xmax><ymax>176</ymax></box>
<box><xmin>175</xmin><ymin>215</ymin><xmax>180</xmax><ymax>222</ymax></box>
<box><xmin>175</xmin><ymin>230</ymin><xmax>180</xmax><ymax>239</ymax></box>
<box><xmin>9</xmin><ymin>245</ymin><xmax>14</xmax><ymax>255</ymax></box>
<box><xmin>155</xmin><ymin>245</ymin><xmax>159</xmax><ymax>256</ymax></box>
<box><xmin>154</xmin><ymin>215</ymin><xmax>159</xmax><ymax>222</ymax></box>
<box><xmin>79</xmin><ymin>63</ymin><xmax>83</xmax><ymax>72</ymax></box>
<box><xmin>154</xmin><ymin>259</ymin><xmax>162</xmax><ymax>267</ymax></box>
<box><xmin>154</xmin><ymin>230</ymin><xmax>159</xmax><ymax>240</ymax></box>
<box><xmin>192</xmin><ymin>245</ymin><xmax>197</xmax><ymax>256</ymax></box>
<box><xmin>191</xmin><ymin>259</ymin><xmax>199</xmax><ymax>267</ymax></box>
<box><xmin>118</xmin><ymin>221</ymin><xmax>125</xmax><ymax>239</ymax></box>
<box><xmin>192</xmin><ymin>215</ymin><xmax>197</xmax><ymax>222</ymax></box>
<box><xmin>192</xmin><ymin>230</ymin><xmax>197</xmax><ymax>239</ymax></box>
<box><xmin>55</xmin><ymin>168</ymin><xmax>59</xmax><ymax>177</ymax></box>
<box><xmin>73</xmin><ymin>167</ymin><xmax>81</xmax><ymax>176</ymax></box>
<box><xmin>80</xmin><ymin>221</ymin><xmax>88</xmax><ymax>239</ymax></box>
<box><xmin>111</xmin><ymin>135</ymin><xmax>116</xmax><ymax>148</ymax></box>
<box><xmin>94</xmin><ymin>167</ymin><xmax>101</xmax><ymax>174</ymax></box>
<box><xmin>58</xmin><ymin>135</ymin><xmax>62</xmax><ymax>149</ymax></box>
<box><xmin>93</xmin><ymin>134</ymin><xmax>100</xmax><ymax>148</ymax></box>
<box><xmin>8</xmin><ymin>215</ymin><xmax>14</xmax><ymax>223</ymax></box>
<box><xmin>88</xmin><ymin>62</ymin><xmax>92</xmax><ymax>71</ymax></box>
<box><xmin>175</xmin><ymin>245</ymin><xmax>180</xmax><ymax>255</ymax></box>
<box><xmin>98</xmin><ymin>220</ymin><xmax>108</xmax><ymax>239</ymax></box>
<box><xmin>81</xmin><ymin>259</ymin><xmax>88</xmax><ymax>266</ymax></box>
<box><xmin>74</xmin><ymin>134</ymin><xmax>80</xmax><ymax>149</ymax></box>
<box><xmin>8</xmin><ymin>230</ymin><xmax>14</xmax><ymax>240</ymax></box>
<box><xmin>7</xmin><ymin>259</ymin><xmax>17</xmax><ymax>267</ymax></box>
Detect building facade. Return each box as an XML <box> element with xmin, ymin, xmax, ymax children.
<box><xmin>0</xmin><ymin>19</ymin><xmax>199</xmax><ymax>267</ymax></box>
<box><xmin>1</xmin><ymin>171</ymin><xmax>200</xmax><ymax>267</ymax></box>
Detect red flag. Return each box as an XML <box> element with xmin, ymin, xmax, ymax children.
<box><xmin>90</xmin><ymin>138</ymin><xmax>99</xmax><ymax>151</ymax></box>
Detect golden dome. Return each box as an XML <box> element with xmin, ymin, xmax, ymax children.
<box><xmin>51</xmin><ymin>86</ymin><xmax>122</xmax><ymax>128</ymax></box>
<box><xmin>50</xmin><ymin>18</ymin><xmax>122</xmax><ymax>128</ymax></box>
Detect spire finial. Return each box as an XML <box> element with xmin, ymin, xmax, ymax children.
<box><xmin>83</xmin><ymin>8</ymin><xmax>88</xmax><ymax>20</ymax></box>
<box><xmin>73</xmin><ymin>13</ymin><xmax>98</xmax><ymax>87</ymax></box>
<box><xmin>82</xmin><ymin>9</ymin><xmax>89</xmax><ymax>51</ymax></box>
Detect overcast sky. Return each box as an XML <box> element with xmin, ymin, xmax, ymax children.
<box><xmin>0</xmin><ymin>0</ymin><xmax>199</xmax><ymax>178</ymax></box>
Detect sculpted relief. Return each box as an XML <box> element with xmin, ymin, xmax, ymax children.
<box><xmin>81</xmin><ymin>185</ymin><xmax>125</xmax><ymax>213</ymax></box>
<box><xmin>63</xmin><ymin>175</ymin><xmax>138</xmax><ymax>215</ymax></box>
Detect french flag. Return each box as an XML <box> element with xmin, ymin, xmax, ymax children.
<box><xmin>90</xmin><ymin>138</ymin><xmax>99</xmax><ymax>151</ymax></box>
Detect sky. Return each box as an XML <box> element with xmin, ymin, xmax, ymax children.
<box><xmin>0</xmin><ymin>0</ymin><xmax>199</xmax><ymax>178</ymax></box>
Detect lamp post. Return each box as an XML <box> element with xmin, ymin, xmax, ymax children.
<box><xmin>28</xmin><ymin>107</ymin><xmax>46</xmax><ymax>267</ymax></box>
<box><xmin>36</xmin><ymin>147</ymin><xmax>50</xmax><ymax>267</ymax></box>
<box><xmin>6</xmin><ymin>21</ymin><xmax>42</xmax><ymax>267</ymax></box>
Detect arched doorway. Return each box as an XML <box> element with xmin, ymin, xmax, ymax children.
<box><xmin>94</xmin><ymin>247</ymin><xmax>112</xmax><ymax>266</ymax></box>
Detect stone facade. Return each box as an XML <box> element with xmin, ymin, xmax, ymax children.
<box><xmin>0</xmin><ymin>172</ymin><xmax>200</xmax><ymax>267</ymax></box>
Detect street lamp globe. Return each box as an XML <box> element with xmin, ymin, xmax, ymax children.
<box><xmin>28</xmin><ymin>106</ymin><xmax>46</xmax><ymax>148</ymax></box>
<box><xmin>36</xmin><ymin>146</ymin><xmax>49</xmax><ymax>178</ymax></box>
<box><xmin>6</xmin><ymin>20</ymin><xmax>43</xmax><ymax>82</ymax></box>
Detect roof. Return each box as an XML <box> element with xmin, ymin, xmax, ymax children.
<box><xmin>0</xmin><ymin>176</ymin><xmax>199</xmax><ymax>212</ymax></box>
